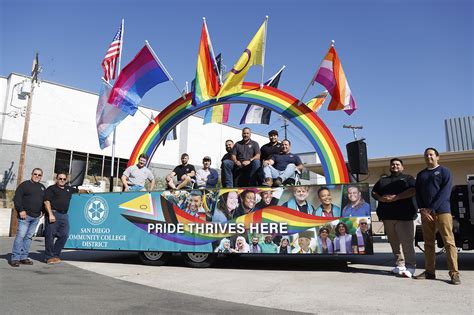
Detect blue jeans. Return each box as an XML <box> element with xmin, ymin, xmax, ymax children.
<box><xmin>44</xmin><ymin>211</ymin><xmax>70</xmax><ymax>260</ymax></box>
<box><xmin>222</xmin><ymin>159</ymin><xmax>261</xmax><ymax>187</ymax></box>
<box><xmin>11</xmin><ymin>215</ymin><xmax>40</xmax><ymax>261</ymax></box>
<box><xmin>128</xmin><ymin>185</ymin><xmax>145</xmax><ymax>191</ymax></box>
<box><xmin>264</xmin><ymin>163</ymin><xmax>297</xmax><ymax>182</ymax></box>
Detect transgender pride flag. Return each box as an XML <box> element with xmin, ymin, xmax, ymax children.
<box><xmin>108</xmin><ymin>42</ymin><xmax>170</xmax><ymax>116</ymax></box>
<box><xmin>314</xmin><ymin>46</ymin><xmax>357</xmax><ymax>115</ymax></box>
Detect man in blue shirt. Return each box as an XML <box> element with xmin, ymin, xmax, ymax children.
<box><xmin>262</xmin><ymin>139</ymin><xmax>303</xmax><ymax>187</ymax></box>
<box><xmin>414</xmin><ymin>148</ymin><xmax>460</xmax><ymax>285</ymax></box>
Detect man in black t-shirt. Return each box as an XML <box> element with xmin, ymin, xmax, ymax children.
<box><xmin>372</xmin><ymin>158</ymin><xmax>417</xmax><ymax>277</ymax></box>
<box><xmin>260</xmin><ymin>130</ymin><xmax>281</xmax><ymax>162</ymax></box>
<box><xmin>221</xmin><ymin>139</ymin><xmax>234</xmax><ymax>163</ymax></box>
<box><xmin>44</xmin><ymin>171</ymin><xmax>90</xmax><ymax>264</ymax></box>
<box><xmin>166</xmin><ymin>153</ymin><xmax>196</xmax><ymax>189</ymax></box>
<box><xmin>222</xmin><ymin>127</ymin><xmax>261</xmax><ymax>187</ymax></box>
<box><xmin>10</xmin><ymin>168</ymin><xmax>46</xmax><ymax>267</ymax></box>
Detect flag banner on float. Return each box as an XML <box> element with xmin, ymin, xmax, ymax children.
<box><xmin>96</xmin><ymin>82</ymin><xmax>128</xmax><ymax>149</ymax></box>
<box><xmin>240</xmin><ymin>67</ymin><xmax>283</xmax><ymax>124</ymax></box>
<box><xmin>102</xmin><ymin>21</ymin><xmax>123</xmax><ymax>82</ymax></box>
<box><xmin>203</xmin><ymin>104</ymin><xmax>230</xmax><ymax>124</ymax></box>
<box><xmin>314</xmin><ymin>46</ymin><xmax>357</xmax><ymax>115</ymax></box>
<box><xmin>306</xmin><ymin>90</ymin><xmax>329</xmax><ymax>112</ymax></box>
<box><xmin>192</xmin><ymin>20</ymin><xmax>220</xmax><ymax>105</ymax></box>
<box><xmin>65</xmin><ymin>184</ymin><xmax>373</xmax><ymax>255</ymax></box>
<box><xmin>108</xmin><ymin>43</ymin><xmax>170</xmax><ymax>116</ymax></box>
<box><xmin>162</xmin><ymin>126</ymin><xmax>177</xmax><ymax>146</ymax></box>
<box><xmin>216</xmin><ymin>19</ymin><xmax>267</xmax><ymax>98</ymax></box>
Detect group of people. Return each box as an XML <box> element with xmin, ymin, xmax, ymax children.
<box><xmin>122</xmin><ymin>127</ymin><xmax>305</xmax><ymax>192</ymax></box>
<box><xmin>213</xmin><ymin>219</ymin><xmax>372</xmax><ymax>255</ymax></box>
<box><xmin>9</xmin><ymin>169</ymin><xmax>89</xmax><ymax>267</ymax></box>
<box><xmin>372</xmin><ymin>148</ymin><xmax>460</xmax><ymax>284</ymax></box>
<box><xmin>222</xmin><ymin>128</ymin><xmax>304</xmax><ymax>188</ymax></box>
<box><xmin>10</xmin><ymin>145</ymin><xmax>461</xmax><ymax>286</ymax></box>
<box><xmin>212</xmin><ymin>185</ymin><xmax>370</xmax><ymax>223</ymax></box>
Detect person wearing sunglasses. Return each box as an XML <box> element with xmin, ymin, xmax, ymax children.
<box><xmin>43</xmin><ymin>171</ymin><xmax>90</xmax><ymax>265</ymax></box>
<box><xmin>10</xmin><ymin>168</ymin><xmax>46</xmax><ymax>267</ymax></box>
<box><xmin>351</xmin><ymin>218</ymin><xmax>373</xmax><ymax>255</ymax></box>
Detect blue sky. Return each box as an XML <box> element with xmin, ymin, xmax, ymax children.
<box><xmin>1</xmin><ymin>0</ymin><xmax>472</xmax><ymax>159</ymax></box>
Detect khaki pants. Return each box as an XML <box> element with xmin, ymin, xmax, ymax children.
<box><xmin>383</xmin><ymin>220</ymin><xmax>416</xmax><ymax>268</ymax></box>
<box><xmin>421</xmin><ymin>213</ymin><xmax>459</xmax><ymax>276</ymax></box>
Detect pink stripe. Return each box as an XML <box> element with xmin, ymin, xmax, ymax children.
<box><xmin>115</xmin><ymin>60</ymin><xmax>158</xmax><ymax>95</ymax></box>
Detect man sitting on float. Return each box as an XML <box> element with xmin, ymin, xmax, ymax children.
<box><xmin>262</xmin><ymin>139</ymin><xmax>303</xmax><ymax>187</ymax></box>
<box><xmin>221</xmin><ymin>127</ymin><xmax>261</xmax><ymax>187</ymax></box>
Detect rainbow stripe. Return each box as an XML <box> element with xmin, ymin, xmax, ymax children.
<box><xmin>192</xmin><ymin>20</ymin><xmax>220</xmax><ymax>105</ymax></box>
<box><xmin>137</xmin><ymin>203</ymin><xmax>337</xmax><ymax>245</ymax></box>
<box><xmin>128</xmin><ymin>83</ymin><xmax>349</xmax><ymax>184</ymax></box>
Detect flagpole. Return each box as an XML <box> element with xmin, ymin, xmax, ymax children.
<box><xmin>267</xmin><ymin>65</ymin><xmax>285</xmax><ymax>86</ymax></box>
<box><xmin>145</xmin><ymin>40</ymin><xmax>185</xmax><ymax>100</ymax></box>
<box><xmin>110</xmin><ymin>19</ymin><xmax>124</xmax><ymax>191</ymax></box>
<box><xmin>298</xmin><ymin>40</ymin><xmax>334</xmax><ymax>106</ymax></box>
<box><xmin>260</xmin><ymin>16</ymin><xmax>268</xmax><ymax>88</ymax></box>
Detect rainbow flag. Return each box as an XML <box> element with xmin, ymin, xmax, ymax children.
<box><xmin>306</xmin><ymin>90</ymin><xmax>328</xmax><ymax>112</ymax></box>
<box><xmin>193</xmin><ymin>19</ymin><xmax>220</xmax><ymax>105</ymax></box>
<box><xmin>314</xmin><ymin>46</ymin><xmax>357</xmax><ymax>115</ymax></box>
<box><xmin>203</xmin><ymin>104</ymin><xmax>230</xmax><ymax>124</ymax></box>
<box><xmin>108</xmin><ymin>42</ymin><xmax>170</xmax><ymax>116</ymax></box>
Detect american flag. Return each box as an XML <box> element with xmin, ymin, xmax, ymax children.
<box><xmin>102</xmin><ymin>22</ymin><xmax>123</xmax><ymax>82</ymax></box>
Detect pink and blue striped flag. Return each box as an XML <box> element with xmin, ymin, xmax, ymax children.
<box><xmin>108</xmin><ymin>42</ymin><xmax>170</xmax><ymax>116</ymax></box>
<box><xmin>96</xmin><ymin>82</ymin><xmax>128</xmax><ymax>149</ymax></box>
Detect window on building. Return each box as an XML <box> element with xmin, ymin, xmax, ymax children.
<box><xmin>54</xmin><ymin>149</ymin><xmax>71</xmax><ymax>174</ymax></box>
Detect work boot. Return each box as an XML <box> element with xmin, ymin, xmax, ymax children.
<box><xmin>47</xmin><ymin>257</ymin><xmax>61</xmax><ymax>265</ymax></box>
<box><xmin>19</xmin><ymin>258</ymin><xmax>34</xmax><ymax>265</ymax></box>
<box><xmin>450</xmin><ymin>274</ymin><xmax>461</xmax><ymax>285</ymax></box>
<box><xmin>10</xmin><ymin>260</ymin><xmax>20</xmax><ymax>267</ymax></box>
<box><xmin>414</xmin><ymin>271</ymin><xmax>436</xmax><ymax>280</ymax></box>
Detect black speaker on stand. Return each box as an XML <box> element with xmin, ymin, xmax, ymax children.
<box><xmin>346</xmin><ymin>139</ymin><xmax>368</xmax><ymax>182</ymax></box>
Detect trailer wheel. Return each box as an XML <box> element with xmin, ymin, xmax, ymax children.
<box><xmin>138</xmin><ymin>251</ymin><xmax>170</xmax><ymax>266</ymax></box>
<box><xmin>182</xmin><ymin>253</ymin><xmax>216</xmax><ymax>268</ymax></box>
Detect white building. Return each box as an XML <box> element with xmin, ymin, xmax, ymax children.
<box><xmin>0</xmin><ymin>72</ymin><xmax>321</xmax><ymax>192</ymax></box>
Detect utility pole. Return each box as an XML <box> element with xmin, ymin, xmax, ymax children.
<box><xmin>281</xmin><ymin>117</ymin><xmax>289</xmax><ymax>140</ymax></box>
<box><xmin>10</xmin><ymin>52</ymin><xmax>39</xmax><ymax>236</ymax></box>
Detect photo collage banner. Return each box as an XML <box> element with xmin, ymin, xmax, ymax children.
<box><xmin>66</xmin><ymin>184</ymin><xmax>373</xmax><ymax>255</ymax></box>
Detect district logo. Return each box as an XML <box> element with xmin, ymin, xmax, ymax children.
<box><xmin>84</xmin><ymin>196</ymin><xmax>109</xmax><ymax>225</ymax></box>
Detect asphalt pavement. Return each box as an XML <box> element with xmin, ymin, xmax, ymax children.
<box><xmin>1</xmin><ymin>237</ymin><xmax>473</xmax><ymax>314</ymax></box>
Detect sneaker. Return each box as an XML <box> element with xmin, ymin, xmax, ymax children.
<box><xmin>400</xmin><ymin>270</ymin><xmax>413</xmax><ymax>278</ymax></box>
<box><xmin>19</xmin><ymin>259</ymin><xmax>34</xmax><ymax>265</ymax></box>
<box><xmin>414</xmin><ymin>271</ymin><xmax>436</xmax><ymax>280</ymax></box>
<box><xmin>450</xmin><ymin>274</ymin><xmax>461</xmax><ymax>285</ymax></box>
<box><xmin>10</xmin><ymin>260</ymin><xmax>20</xmax><ymax>267</ymax></box>
<box><xmin>391</xmin><ymin>266</ymin><xmax>406</xmax><ymax>274</ymax></box>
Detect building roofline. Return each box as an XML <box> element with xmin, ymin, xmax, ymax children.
<box><xmin>2</xmin><ymin>72</ymin><xmax>267</xmax><ymax>138</ymax></box>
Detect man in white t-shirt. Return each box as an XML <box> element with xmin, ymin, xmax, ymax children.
<box><xmin>121</xmin><ymin>153</ymin><xmax>155</xmax><ymax>191</ymax></box>
<box><xmin>195</xmin><ymin>156</ymin><xmax>218</xmax><ymax>189</ymax></box>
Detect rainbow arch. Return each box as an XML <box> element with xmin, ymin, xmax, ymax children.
<box><xmin>128</xmin><ymin>82</ymin><xmax>349</xmax><ymax>184</ymax></box>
